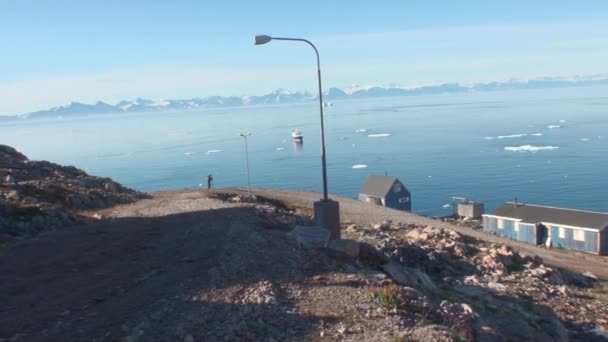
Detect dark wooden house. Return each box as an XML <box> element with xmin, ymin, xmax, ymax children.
<box><xmin>358</xmin><ymin>175</ymin><xmax>411</xmax><ymax>211</ymax></box>
<box><xmin>483</xmin><ymin>202</ymin><xmax>608</xmax><ymax>255</ymax></box>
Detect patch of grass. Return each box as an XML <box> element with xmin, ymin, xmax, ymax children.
<box><xmin>588</xmin><ymin>281</ymin><xmax>608</xmax><ymax>302</ymax></box>
<box><xmin>366</xmin><ymin>284</ymin><xmax>403</xmax><ymax>309</ymax></box>
<box><xmin>388</xmin><ymin>334</ymin><xmax>405</xmax><ymax>342</ymax></box>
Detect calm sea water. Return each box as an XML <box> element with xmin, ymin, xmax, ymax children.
<box><xmin>2</xmin><ymin>86</ymin><xmax>608</xmax><ymax>216</ymax></box>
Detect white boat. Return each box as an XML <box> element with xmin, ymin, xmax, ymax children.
<box><xmin>291</xmin><ymin>129</ymin><xmax>303</xmax><ymax>143</ymax></box>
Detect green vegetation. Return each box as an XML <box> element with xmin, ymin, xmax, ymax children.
<box><xmin>367</xmin><ymin>284</ymin><xmax>403</xmax><ymax>309</ymax></box>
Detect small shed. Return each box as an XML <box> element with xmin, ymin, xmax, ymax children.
<box><xmin>458</xmin><ymin>201</ymin><xmax>485</xmax><ymax>219</ymax></box>
<box><xmin>483</xmin><ymin>202</ymin><xmax>608</xmax><ymax>255</ymax></box>
<box><xmin>358</xmin><ymin>175</ymin><xmax>411</xmax><ymax>211</ymax></box>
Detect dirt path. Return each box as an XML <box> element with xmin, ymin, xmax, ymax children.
<box><xmin>0</xmin><ymin>190</ymin><xmax>399</xmax><ymax>341</ymax></box>
<box><xmin>218</xmin><ymin>188</ymin><xmax>608</xmax><ymax>280</ymax></box>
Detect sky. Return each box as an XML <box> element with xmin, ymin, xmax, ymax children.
<box><xmin>1</xmin><ymin>0</ymin><xmax>608</xmax><ymax>115</ymax></box>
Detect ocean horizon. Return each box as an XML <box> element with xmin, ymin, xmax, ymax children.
<box><xmin>2</xmin><ymin>85</ymin><xmax>607</xmax><ymax>216</ymax></box>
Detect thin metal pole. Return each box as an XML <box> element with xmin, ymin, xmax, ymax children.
<box><xmin>271</xmin><ymin>37</ymin><xmax>329</xmax><ymax>200</ymax></box>
<box><xmin>241</xmin><ymin>134</ymin><xmax>252</xmax><ymax>197</ymax></box>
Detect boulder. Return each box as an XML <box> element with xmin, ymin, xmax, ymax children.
<box><xmin>381</xmin><ymin>261</ymin><xmax>436</xmax><ymax>289</ymax></box>
<box><xmin>327</xmin><ymin>239</ymin><xmax>360</xmax><ymax>259</ymax></box>
<box><xmin>582</xmin><ymin>271</ymin><xmax>598</xmax><ymax>281</ymax></box>
<box><xmin>103</xmin><ymin>181</ymin><xmax>119</xmax><ymax>193</ymax></box>
<box><xmin>382</xmin><ymin>261</ymin><xmax>418</xmax><ymax>286</ymax></box>
<box><xmin>358</xmin><ymin>242</ymin><xmax>388</xmax><ymax>266</ymax></box>
<box><xmin>487</xmin><ymin>282</ymin><xmax>507</xmax><ymax>292</ymax></box>
<box><xmin>289</xmin><ymin>225</ymin><xmax>330</xmax><ymax>249</ymax></box>
<box><xmin>3</xmin><ymin>174</ymin><xmax>16</xmax><ymax>185</ymax></box>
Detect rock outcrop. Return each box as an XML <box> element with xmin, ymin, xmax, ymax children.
<box><xmin>0</xmin><ymin>145</ymin><xmax>144</xmax><ymax>241</ymax></box>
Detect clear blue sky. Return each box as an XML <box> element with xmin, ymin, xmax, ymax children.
<box><xmin>1</xmin><ymin>0</ymin><xmax>607</xmax><ymax>115</ymax></box>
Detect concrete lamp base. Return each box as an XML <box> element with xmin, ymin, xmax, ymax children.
<box><xmin>313</xmin><ymin>199</ymin><xmax>340</xmax><ymax>240</ymax></box>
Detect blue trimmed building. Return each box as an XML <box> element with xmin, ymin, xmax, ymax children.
<box><xmin>483</xmin><ymin>202</ymin><xmax>608</xmax><ymax>255</ymax></box>
<box><xmin>358</xmin><ymin>175</ymin><xmax>411</xmax><ymax>211</ymax></box>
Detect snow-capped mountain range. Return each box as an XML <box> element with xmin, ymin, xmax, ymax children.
<box><xmin>12</xmin><ymin>75</ymin><xmax>608</xmax><ymax>119</ymax></box>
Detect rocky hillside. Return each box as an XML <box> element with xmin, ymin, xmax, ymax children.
<box><xmin>0</xmin><ymin>145</ymin><xmax>144</xmax><ymax>241</ymax></box>
<box><xmin>0</xmin><ymin>190</ymin><xmax>606</xmax><ymax>341</ymax></box>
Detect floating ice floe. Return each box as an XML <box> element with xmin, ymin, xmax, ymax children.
<box><xmin>559</xmin><ymin>120</ymin><xmax>566</xmax><ymax>123</ymax></box>
<box><xmin>184</xmin><ymin>152</ymin><xmax>195</xmax><ymax>155</ymax></box>
<box><xmin>484</xmin><ymin>137</ymin><xmax>494</xmax><ymax>140</ymax></box>
<box><xmin>493</xmin><ymin>133</ymin><xmax>543</xmax><ymax>139</ymax></box>
<box><xmin>497</xmin><ymin>134</ymin><xmax>527</xmax><ymax>139</ymax></box>
<box><xmin>275</xmin><ymin>147</ymin><xmax>286</xmax><ymax>151</ymax></box>
<box><xmin>206</xmin><ymin>149</ymin><xmax>222</xmax><ymax>154</ymax></box>
<box><xmin>355</xmin><ymin>129</ymin><xmax>369</xmax><ymax>133</ymax></box>
<box><xmin>504</xmin><ymin>145</ymin><xmax>560</xmax><ymax>152</ymax></box>
<box><xmin>352</xmin><ymin>164</ymin><xmax>368</xmax><ymax>169</ymax></box>
<box><xmin>368</xmin><ymin>133</ymin><xmax>391</xmax><ymax>138</ymax></box>
<box><xmin>580</xmin><ymin>138</ymin><xmax>590</xmax><ymax>141</ymax></box>
<box><xmin>442</xmin><ymin>204</ymin><xmax>452</xmax><ymax>209</ymax></box>
<box><xmin>547</xmin><ymin>125</ymin><xmax>562</xmax><ymax>129</ymax></box>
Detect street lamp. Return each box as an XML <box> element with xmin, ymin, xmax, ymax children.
<box><xmin>254</xmin><ymin>34</ymin><xmax>340</xmax><ymax>238</ymax></box>
<box><xmin>239</xmin><ymin>132</ymin><xmax>252</xmax><ymax>198</ymax></box>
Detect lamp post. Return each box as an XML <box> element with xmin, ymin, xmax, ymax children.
<box><xmin>239</xmin><ymin>132</ymin><xmax>252</xmax><ymax>198</ymax></box>
<box><xmin>254</xmin><ymin>34</ymin><xmax>340</xmax><ymax>238</ymax></box>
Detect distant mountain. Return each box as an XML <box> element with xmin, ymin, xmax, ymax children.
<box><xmin>19</xmin><ymin>101</ymin><xmax>116</xmax><ymax>119</ymax></box>
<box><xmin>11</xmin><ymin>74</ymin><xmax>608</xmax><ymax>119</ymax></box>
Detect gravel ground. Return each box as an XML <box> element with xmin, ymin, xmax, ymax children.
<box><xmin>217</xmin><ymin>187</ymin><xmax>608</xmax><ymax>280</ymax></box>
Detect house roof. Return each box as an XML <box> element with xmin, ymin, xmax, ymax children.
<box><xmin>489</xmin><ymin>202</ymin><xmax>608</xmax><ymax>231</ymax></box>
<box><xmin>359</xmin><ymin>175</ymin><xmax>399</xmax><ymax>198</ymax></box>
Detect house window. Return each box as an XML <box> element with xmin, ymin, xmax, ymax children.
<box><xmin>573</xmin><ymin>230</ymin><xmax>585</xmax><ymax>241</ymax></box>
<box><xmin>497</xmin><ymin>219</ymin><xmax>504</xmax><ymax>229</ymax></box>
<box><xmin>558</xmin><ymin>227</ymin><xmax>566</xmax><ymax>239</ymax></box>
<box><xmin>398</xmin><ymin>197</ymin><xmax>409</xmax><ymax>203</ymax></box>
<box><xmin>393</xmin><ymin>183</ymin><xmax>402</xmax><ymax>192</ymax></box>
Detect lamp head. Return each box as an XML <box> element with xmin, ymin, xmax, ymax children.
<box><xmin>254</xmin><ymin>35</ymin><xmax>272</xmax><ymax>45</ymax></box>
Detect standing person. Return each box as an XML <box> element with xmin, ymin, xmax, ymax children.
<box><xmin>207</xmin><ymin>174</ymin><xmax>214</xmax><ymax>189</ymax></box>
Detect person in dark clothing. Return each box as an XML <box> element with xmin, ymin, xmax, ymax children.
<box><xmin>207</xmin><ymin>174</ymin><xmax>214</xmax><ymax>189</ymax></box>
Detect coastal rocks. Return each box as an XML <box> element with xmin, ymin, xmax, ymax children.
<box><xmin>0</xmin><ymin>144</ymin><xmax>144</xmax><ymax>241</ymax></box>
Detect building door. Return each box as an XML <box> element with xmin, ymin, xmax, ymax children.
<box><xmin>536</xmin><ymin>224</ymin><xmax>548</xmax><ymax>246</ymax></box>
